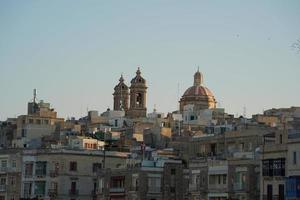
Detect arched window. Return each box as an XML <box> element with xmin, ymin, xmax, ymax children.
<box><xmin>136</xmin><ymin>93</ymin><xmax>143</xmax><ymax>107</ymax></box>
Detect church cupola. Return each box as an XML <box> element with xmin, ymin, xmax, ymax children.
<box><xmin>113</xmin><ymin>74</ymin><xmax>129</xmax><ymax>111</ymax></box>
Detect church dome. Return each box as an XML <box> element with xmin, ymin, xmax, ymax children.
<box><xmin>183</xmin><ymin>85</ymin><xmax>214</xmax><ymax>97</ymax></box>
<box><xmin>179</xmin><ymin>69</ymin><xmax>217</xmax><ymax>112</ymax></box>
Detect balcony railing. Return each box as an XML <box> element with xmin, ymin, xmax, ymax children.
<box><xmin>0</xmin><ymin>167</ymin><xmax>7</xmax><ymax>173</ymax></box>
<box><xmin>0</xmin><ymin>185</ymin><xmax>6</xmax><ymax>192</ymax></box>
<box><xmin>24</xmin><ymin>174</ymin><xmax>33</xmax><ymax>178</ymax></box>
<box><xmin>110</xmin><ymin>188</ymin><xmax>125</xmax><ymax>193</ymax></box>
<box><xmin>69</xmin><ymin>189</ymin><xmax>79</xmax><ymax>196</ymax></box>
<box><xmin>262</xmin><ymin>195</ymin><xmax>280</xmax><ymax>200</ymax></box>
<box><xmin>148</xmin><ymin>187</ymin><xmax>161</xmax><ymax>194</ymax></box>
<box><xmin>208</xmin><ymin>184</ymin><xmax>227</xmax><ymax>191</ymax></box>
<box><xmin>189</xmin><ymin>184</ymin><xmax>198</xmax><ymax>192</ymax></box>
<box><xmin>35</xmin><ymin>172</ymin><xmax>46</xmax><ymax>178</ymax></box>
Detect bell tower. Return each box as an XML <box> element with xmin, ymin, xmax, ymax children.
<box><xmin>113</xmin><ymin>75</ymin><xmax>129</xmax><ymax>111</ymax></box>
<box><xmin>126</xmin><ymin>67</ymin><xmax>147</xmax><ymax>118</ymax></box>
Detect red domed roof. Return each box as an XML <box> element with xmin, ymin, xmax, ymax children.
<box><xmin>183</xmin><ymin>85</ymin><xmax>214</xmax><ymax>97</ymax></box>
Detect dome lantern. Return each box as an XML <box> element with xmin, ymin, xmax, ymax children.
<box><xmin>194</xmin><ymin>68</ymin><xmax>203</xmax><ymax>86</ymax></box>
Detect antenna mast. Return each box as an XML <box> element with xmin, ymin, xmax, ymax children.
<box><xmin>33</xmin><ymin>89</ymin><xmax>37</xmax><ymax>104</ymax></box>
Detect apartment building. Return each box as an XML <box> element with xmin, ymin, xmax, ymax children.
<box><xmin>20</xmin><ymin>149</ymin><xmax>129</xmax><ymax>200</ymax></box>
<box><xmin>0</xmin><ymin>150</ymin><xmax>22</xmax><ymax>200</ymax></box>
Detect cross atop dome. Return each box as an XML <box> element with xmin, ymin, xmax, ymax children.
<box><xmin>119</xmin><ymin>74</ymin><xmax>124</xmax><ymax>82</ymax></box>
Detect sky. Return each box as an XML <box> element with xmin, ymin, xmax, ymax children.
<box><xmin>0</xmin><ymin>0</ymin><xmax>300</xmax><ymax>120</ymax></box>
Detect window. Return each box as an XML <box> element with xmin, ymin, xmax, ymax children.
<box><xmin>70</xmin><ymin>182</ymin><xmax>77</xmax><ymax>193</ymax></box>
<box><xmin>25</xmin><ymin>162</ymin><xmax>33</xmax><ymax>177</ymax></box>
<box><xmin>35</xmin><ymin>161</ymin><xmax>47</xmax><ymax>176</ymax></box>
<box><xmin>12</xmin><ymin>160</ymin><xmax>16</xmax><ymax>168</ymax></box>
<box><xmin>293</xmin><ymin>152</ymin><xmax>297</xmax><ymax>165</ymax></box>
<box><xmin>36</xmin><ymin>119</ymin><xmax>41</xmax><ymax>124</ymax></box>
<box><xmin>263</xmin><ymin>158</ymin><xmax>285</xmax><ymax>177</ymax></box>
<box><xmin>148</xmin><ymin>177</ymin><xmax>161</xmax><ymax>193</ymax></box>
<box><xmin>10</xmin><ymin>176</ymin><xmax>16</xmax><ymax>185</ymax></box>
<box><xmin>239</xmin><ymin>143</ymin><xmax>245</xmax><ymax>151</ymax></box>
<box><xmin>114</xmin><ymin>119</ymin><xmax>118</xmax><ymax>127</ymax></box>
<box><xmin>223</xmin><ymin>175</ymin><xmax>227</xmax><ymax>184</ymax></box>
<box><xmin>29</xmin><ymin>119</ymin><xmax>34</xmax><ymax>124</ymax></box>
<box><xmin>136</xmin><ymin>93</ymin><xmax>143</xmax><ymax>106</ymax></box>
<box><xmin>92</xmin><ymin>163</ymin><xmax>102</xmax><ymax>173</ymax></box>
<box><xmin>248</xmin><ymin>142</ymin><xmax>252</xmax><ymax>151</ymax></box>
<box><xmin>234</xmin><ymin>172</ymin><xmax>245</xmax><ymax>190</ymax></box>
<box><xmin>110</xmin><ymin>176</ymin><xmax>125</xmax><ymax>188</ymax></box>
<box><xmin>170</xmin><ymin>187</ymin><xmax>175</xmax><ymax>193</ymax></box>
<box><xmin>98</xmin><ymin>178</ymin><xmax>104</xmax><ymax>193</ymax></box>
<box><xmin>21</xmin><ymin>129</ymin><xmax>26</xmax><ymax>137</ymax></box>
<box><xmin>280</xmin><ymin>134</ymin><xmax>283</xmax><ymax>144</ymax></box>
<box><xmin>69</xmin><ymin>161</ymin><xmax>77</xmax><ymax>171</ymax></box>
<box><xmin>0</xmin><ymin>178</ymin><xmax>6</xmax><ymax>185</ymax></box>
<box><xmin>171</xmin><ymin>169</ymin><xmax>176</xmax><ymax>175</ymax></box>
<box><xmin>279</xmin><ymin>184</ymin><xmax>285</xmax><ymax>200</ymax></box>
<box><xmin>34</xmin><ymin>181</ymin><xmax>46</xmax><ymax>195</ymax></box>
<box><xmin>267</xmin><ymin>184</ymin><xmax>272</xmax><ymax>200</ymax></box>
<box><xmin>1</xmin><ymin>160</ymin><xmax>7</xmax><ymax>171</ymax></box>
<box><xmin>44</xmin><ymin>120</ymin><xmax>49</xmax><ymax>125</ymax></box>
<box><xmin>23</xmin><ymin>182</ymin><xmax>32</xmax><ymax>197</ymax></box>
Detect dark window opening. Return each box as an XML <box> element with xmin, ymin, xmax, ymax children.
<box><xmin>171</xmin><ymin>169</ymin><xmax>176</xmax><ymax>175</ymax></box>
<box><xmin>69</xmin><ymin>161</ymin><xmax>77</xmax><ymax>171</ymax></box>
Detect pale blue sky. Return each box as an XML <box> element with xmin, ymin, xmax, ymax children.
<box><xmin>0</xmin><ymin>1</ymin><xmax>300</xmax><ymax>120</ymax></box>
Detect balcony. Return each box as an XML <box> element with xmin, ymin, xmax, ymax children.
<box><xmin>189</xmin><ymin>184</ymin><xmax>198</xmax><ymax>192</ymax></box>
<box><xmin>0</xmin><ymin>167</ymin><xmax>7</xmax><ymax>173</ymax></box>
<box><xmin>233</xmin><ymin>183</ymin><xmax>244</xmax><ymax>191</ymax></box>
<box><xmin>35</xmin><ymin>172</ymin><xmax>46</xmax><ymax>178</ymax></box>
<box><xmin>263</xmin><ymin>144</ymin><xmax>287</xmax><ymax>153</ymax></box>
<box><xmin>148</xmin><ymin>186</ymin><xmax>161</xmax><ymax>194</ymax></box>
<box><xmin>208</xmin><ymin>184</ymin><xmax>228</xmax><ymax>192</ymax></box>
<box><xmin>262</xmin><ymin>195</ymin><xmax>279</xmax><ymax>200</ymax></box>
<box><xmin>69</xmin><ymin>189</ymin><xmax>79</xmax><ymax>196</ymax></box>
<box><xmin>0</xmin><ymin>185</ymin><xmax>6</xmax><ymax>192</ymax></box>
<box><xmin>110</xmin><ymin>188</ymin><xmax>125</xmax><ymax>193</ymax></box>
<box><xmin>48</xmin><ymin>189</ymin><xmax>58</xmax><ymax>196</ymax></box>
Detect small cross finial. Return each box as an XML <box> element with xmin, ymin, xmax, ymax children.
<box><xmin>119</xmin><ymin>73</ymin><xmax>124</xmax><ymax>82</ymax></box>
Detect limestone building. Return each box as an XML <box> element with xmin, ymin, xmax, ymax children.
<box><xmin>179</xmin><ymin>69</ymin><xmax>217</xmax><ymax>113</ymax></box>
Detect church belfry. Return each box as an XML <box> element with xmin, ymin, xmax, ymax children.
<box><xmin>126</xmin><ymin>67</ymin><xmax>147</xmax><ymax>118</ymax></box>
<box><xmin>113</xmin><ymin>74</ymin><xmax>129</xmax><ymax>111</ymax></box>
